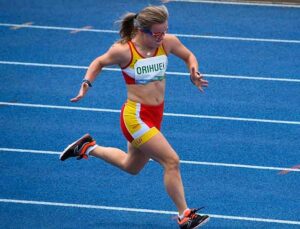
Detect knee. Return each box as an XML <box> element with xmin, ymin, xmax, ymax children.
<box><xmin>164</xmin><ymin>154</ymin><xmax>180</xmax><ymax>171</ymax></box>
<box><xmin>123</xmin><ymin>165</ymin><xmax>141</xmax><ymax>176</ymax></box>
<box><xmin>127</xmin><ymin>169</ymin><xmax>140</xmax><ymax>176</ymax></box>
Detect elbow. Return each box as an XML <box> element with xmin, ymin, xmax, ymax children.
<box><xmin>89</xmin><ymin>58</ymin><xmax>103</xmax><ymax>74</ymax></box>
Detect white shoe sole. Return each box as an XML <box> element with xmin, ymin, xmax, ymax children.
<box><xmin>193</xmin><ymin>216</ymin><xmax>210</xmax><ymax>228</ymax></box>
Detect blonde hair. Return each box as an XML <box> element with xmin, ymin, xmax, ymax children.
<box><xmin>116</xmin><ymin>5</ymin><xmax>169</xmax><ymax>44</ymax></box>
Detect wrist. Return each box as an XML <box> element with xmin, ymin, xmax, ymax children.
<box><xmin>190</xmin><ymin>71</ymin><xmax>200</xmax><ymax>85</ymax></box>
<box><xmin>190</xmin><ymin>75</ymin><xmax>195</xmax><ymax>85</ymax></box>
<box><xmin>82</xmin><ymin>79</ymin><xmax>92</xmax><ymax>87</ymax></box>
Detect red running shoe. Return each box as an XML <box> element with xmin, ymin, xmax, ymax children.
<box><xmin>60</xmin><ymin>134</ymin><xmax>96</xmax><ymax>161</ymax></box>
<box><xmin>178</xmin><ymin>208</ymin><xmax>210</xmax><ymax>229</ymax></box>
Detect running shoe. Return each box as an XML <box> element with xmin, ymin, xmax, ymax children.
<box><xmin>60</xmin><ymin>134</ymin><xmax>96</xmax><ymax>161</ymax></box>
<box><xmin>178</xmin><ymin>208</ymin><xmax>210</xmax><ymax>229</ymax></box>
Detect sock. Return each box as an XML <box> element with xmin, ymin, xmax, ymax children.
<box><xmin>86</xmin><ymin>144</ymin><xmax>97</xmax><ymax>156</ymax></box>
<box><xmin>179</xmin><ymin>208</ymin><xmax>190</xmax><ymax>220</ymax></box>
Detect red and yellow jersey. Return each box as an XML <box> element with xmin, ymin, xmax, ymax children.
<box><xmin>121</xmin><ymin>41</ymin><xmax>168</xmax><ymax>85</ymax></box>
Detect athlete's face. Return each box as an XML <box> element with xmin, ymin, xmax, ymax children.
<box><xmin>142</xmin><ymin>21</ymin><xmax>168</xmax><ymax>46</ymax></box>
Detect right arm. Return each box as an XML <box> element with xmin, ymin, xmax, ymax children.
<box><xmin>71</xmin><ymin>43</ymin><xmax>129</xmax><ymax>102</ymax></box>
<box><xmin>163</xmin><ymin>34</ymin><xmax>208</xmax><ymax>93</ymax></box>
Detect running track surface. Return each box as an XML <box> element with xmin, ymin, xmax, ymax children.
<box><xmin>0</xmin><ymin>0</ymin><xmax>300</xmax><ymax>228</ymax></box>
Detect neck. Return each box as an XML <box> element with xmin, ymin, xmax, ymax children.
<box><xmin>133</xmin><ymin>38</ymin><xmax>156</xmax><ymax>57</ymax></box>
<box><xmin>133</xmin><ymin>34</ymin><xmax>156</xmax><ymax>51</ymax></box>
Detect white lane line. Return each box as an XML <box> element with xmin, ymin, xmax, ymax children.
<box><xmin>10</xmin><ymin>22</ymin><xmax>34</xmax><ymax>30</ymax></box>
<box><xmin>0</xmin><ymin>60</ymin><xmax>88</xmax><ymax>70</ymax></box>
<box><xmin>202</xmin><ymin>73</ymin><xmax>300</xmax><ymax>83</ymax></box>
<box><xmin>1</xmin><ymin>23</ymin><xmax>300</xmax><ymax>44</ymax></box>
<box><xmin>70</xmin><ymin>25</ymin><xmax>93</xmax><ymax>34</ymax></box>
<box><xmin>0</xmin><ymin>148</ymin><xmax>60</xmax><ymax>155</ymax></box>
<box><xmin>171</xmin><ymin>33</ymin><xmax>300</xmax><ymax>44</ymax></box>
<box><xmin>0</xmin><ymin>23</ymin><xmax>117</xmax><ymax>33</ymax></box>
<box><xmin>1</xmin><ymin>101</ymin><xmax>299</xmax><ymax>126</ymax></box>
<box><xmin>164</xmin><ymin>0</ymin><xmax>300</xmax><ymax>8</ymax></box>
<box><xmin>164</xmin><ymin>112</ymin><xmax>300</xmax><ymax>125</ymax></box>
<box><xmin>180</xmin><ymin>160</ymin><xmax>300</xmax><ymax>172</ymax></box>
<box><xmin>0</xmin><ymin>198</ymin><xmax>299</xmax><ymax>225</ymax></box>
<box><xmin>1</xmin><ymin>60</ymin><xmax>300</xmax><ymax>83</ymax></box>
<box><xmin>1</xmin><ymin>147</ymin><xmax>300</xmax><ymax>173</ymax></box>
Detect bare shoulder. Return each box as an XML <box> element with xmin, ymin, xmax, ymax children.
<box><xmin>110</xmin><ymin>42</ymin><xmax>130</xmax><ymax>52</ymax></box>
<box><xmin>108</xmin><ymin>42</ymin><xmax>130</xmax><ymax>58</ymax></box>
<box><xmin>104</xmin><ymin>41</ymin><xmax>131</xmax><ymax>67</ymax></box>
<box><xmin>163</xmin><ymin>34</ymin><xmax>192</xmax><ymax>60</ymax></box>
<box><xmin>162</xmin><ymin>34</ymin><xmax>182</xmax><ymax>54</ymax></box>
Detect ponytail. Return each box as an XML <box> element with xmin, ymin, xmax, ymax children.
<box><xmin>117</xmin><ymin>13</ymin><xmax>137</xmax><ymax>44</ymax></box>
<box><xmin>116</xmin><ymin>5</ymin><xmax>169</xmax><ymax>44</ymax></box>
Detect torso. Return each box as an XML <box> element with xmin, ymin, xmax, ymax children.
<box><xmin>120</xmin><ymin>39</ymin><xmax>169</xmax><ymax>105</ymax></box>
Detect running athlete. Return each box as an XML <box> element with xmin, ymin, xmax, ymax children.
<box><xmin>60</xmin><ymin>5</ymin><xmax>209</xmax><ymax>229</ymax></box>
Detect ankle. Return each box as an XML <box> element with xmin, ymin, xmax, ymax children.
<box><xmin>179</xmin><ymin>208</ymin><xmax>190</xmax><ymax>220</ymax></box>
<box><xmin>86</xmin><ymin>144</ymin><xmax>97</xmax><ymax>156</ymax></box>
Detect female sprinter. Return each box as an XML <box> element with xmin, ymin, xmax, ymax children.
<box><xmin>60</xmin><ymin>5</ymin><xmax>209</xmax><ymax>229</ymax></box>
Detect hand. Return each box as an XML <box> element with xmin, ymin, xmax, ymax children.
<box><xmin>190</xmin><ymin>67</ymin><xmax>208</xmax><ymax>92</ymax></box>
<box><xmin>70</xmin><ymin>82</ymin><xmax>89</xmax><ymax>102</ymax></box>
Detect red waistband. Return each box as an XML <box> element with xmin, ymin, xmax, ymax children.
<box><xmin>125</xmin><ymin>99</ymin><xmax>164</xmax><ymax>109</ymax></box>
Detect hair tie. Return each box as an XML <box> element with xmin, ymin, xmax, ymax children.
<box><xmin>133</xmin><ymin>13</ymin><xmax>140</xmax><ymax>28</ymax></box>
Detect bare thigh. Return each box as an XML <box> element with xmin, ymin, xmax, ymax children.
<box><xmin>139</xmin><ymin>132</ymin><xmax>179</xmax><ymax>167</ymax></box>
<box><xmin>123</xmin><ymin>142</ymin><xmax>151</xmax><ymax>175</ymax></box>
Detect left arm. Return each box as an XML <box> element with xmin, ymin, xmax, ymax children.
<box><xmin>164</xmin><ymin>35</ymin><xmax>208</xmax><ymax>92</ymax></box>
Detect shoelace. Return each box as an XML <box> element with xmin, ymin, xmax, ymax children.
<box><xmin>74</xmin><ymin>147</ymin><xmax>87</xmax><ymax>160</ymax></box>
<box><xmin>174</xmin><ymin>207</ymin><xmax>206</xmax><ymax>222</ymax></box>
<box><xmin>74</xmin><ymin>141</ymin><xmax>95</xmax><ymax>160</ymax></box>
<box><xmin>188</xmin><ymin>207</ymin><xmax>205</xmax><ymax>219</ymax></box>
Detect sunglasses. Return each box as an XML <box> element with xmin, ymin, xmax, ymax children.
<box><xmin>141</xmin><ymin>28</ymin><xmax>168</xmax><ymax>40</ymax></box>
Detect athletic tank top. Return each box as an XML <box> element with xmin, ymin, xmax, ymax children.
<box><xmin>121</xmin><ymin>41</ymin><xmax>168</xmax><ymax>85</ymax></box>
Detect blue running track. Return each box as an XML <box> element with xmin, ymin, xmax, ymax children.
<box><xmin>0</xmin><ymin>0</ymin><xmax>300</xmax><ymax>228</ymax></box>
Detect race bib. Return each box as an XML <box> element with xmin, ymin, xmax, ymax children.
<box><xmin>134</xmin><ymin>55</ymin><xmax>167</xmax><ymax>84</ymax></box>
